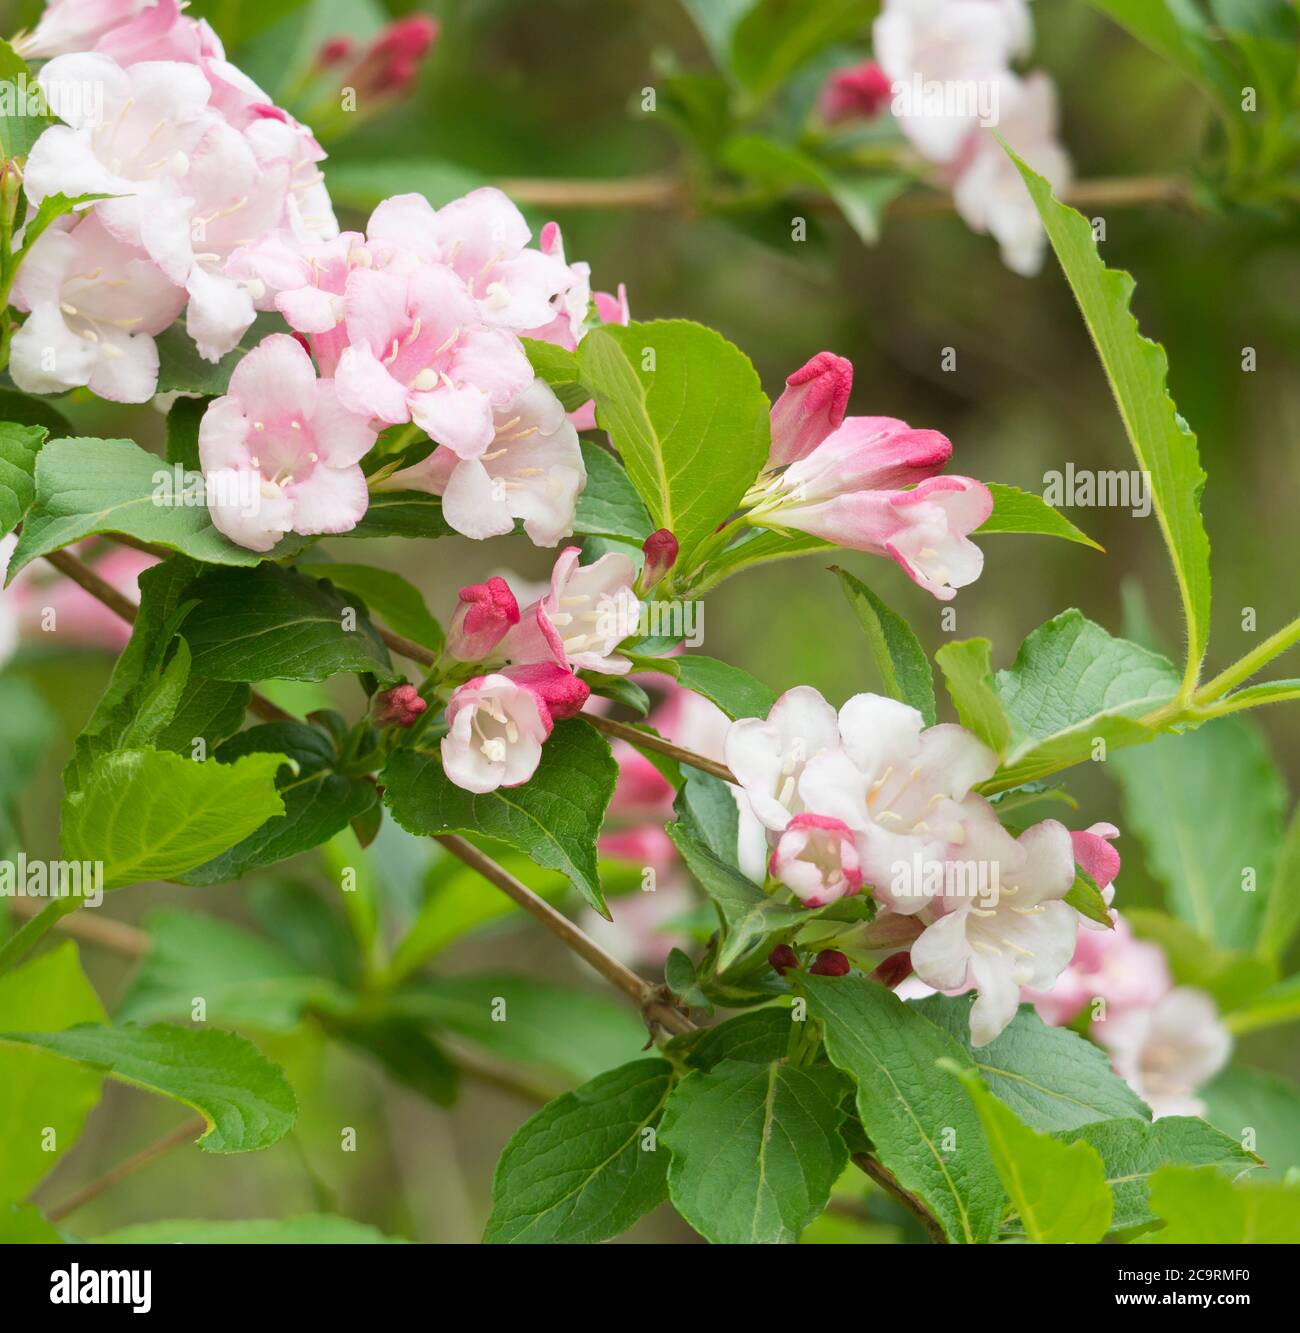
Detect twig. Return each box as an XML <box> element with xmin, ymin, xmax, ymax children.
<box><xmin>44</xmin><ymin>1115</ymin><xmax>207</xmax><ymax>1223</ymax></box>
<box><xmin>498</xmin><ymin>173</ymin><xmax>686</xmax><ymax>210</ymax></box>
<box><xmin>583</xmin><ymin>713</ymin><xmax>737</xmax><ymax>784</ymax></box>
<box><xmin>852</xmin><ymin>1153</ymin><xmax>948</xmax><ymax>1244</ymax></box>
<box><xmin>44</xmin><ymin>549</ymin><xmax>138</xmax><ymax>625</ymax></box>
<box><xmin>6</xmin><ymin>896</ymin><xmax>149</xmax><ymax>958</ymax></box>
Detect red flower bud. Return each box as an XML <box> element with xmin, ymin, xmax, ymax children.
<box><xmin>446</xmin><ymin>576</ymin><xmax>519</xmax><ymax>661</ymax></box>
<box><xmin>374</xmin><ymin>683</ymin><xmax>427</xmax><ymax>729</ymax></box>
<box><xmin>503</xmin><ymin>663</ymin><xmax>590</xmax><ymax>722</ymax></box>
<box><xmin>767</xmin><ymin>351</ymin><xmax>853</xmax><ymax>470</ymax></box>
<box><xmin>768</xmin><ymin>944</ymin><xmax>800</xmax><ymax>976</ymax></box>
<box><xmin>818</xmin><ymin>62</ymin><xmax>893</xmax><ymax>125</ymax></box>
<box><xmin>316</xmin><ymin>36</ymin><xmax>354</xmax><ymax>68</ymax></box>
<box><xmin>809</xmin><ymin>949</ymin><xmax>851</xmax><ymax>977</ymax></box>
<box><xmin>639</xmin><ymin>528</ymin><xmax>678</xmax><ymax>592</ymax></box>
<box><xmin>870</xmin><ymin>951</ymin><xmax>913</xmax><ymax>990</ymax></box>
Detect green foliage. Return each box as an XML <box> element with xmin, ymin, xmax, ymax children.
<box><xmin>1143</xmin><ymin>1165</ymin><xmax>1300</xmax><ymax>1242</ymax></box>
<box><xmin>0</xmin><ymin>422</ymin><xmax>45</xmax><ymax>540</ymax></box>
<box><xmin>663</xmin><ymin>653</ymin><xmax>777</xmax><ymax>720</ymax></box>
<box><xmin>977</xmin><ymin>483</ymin><xmax>1103</xmax><ymax>550</ymax></box>
<box><xmin>95</xmin><ymin>1215</ymin><xmax>403</xmax><ymax>1244</ymax></box>
<box><xmin>834</xmin><ymin>566</ymin><xmax>936</xmax><ymax>726</ymax></box>
<box><xmin>298</xmin><ymin>561</ymin><xmax>442</xmax><ymax>653</ymax></box>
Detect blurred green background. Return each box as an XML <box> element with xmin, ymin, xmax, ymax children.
<box><xmin>2</xmin><ymin>0</ymin><xmax>1296</xmax><ymax>1242</ymax></box>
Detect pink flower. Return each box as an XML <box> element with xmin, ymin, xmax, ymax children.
<box><xmin>383</xmin><ymin>379</ymin><xmax>586</xmax><ymax>545</ymax></box>
<box><xmin>198</xmin><ymin>333</ymin><xmax>376</xmax><ymax>551</ymax></box>
<box><xmin>10</xmin><ymin>213</ymin><xmax>185</xmax><ymax>403</ymax></box>
<box><xmin>818</xmin><ymin>62</ymin><xmax>894</xmax><ymax>124</ymax></box>
<box><xmin>770</xmin><ymin>813</ymin><xmax>863</xmax><ymax>907</ymax></box>
<box><xmin>748</xmin><ymin>416</ymin><xmax>991</xmax><ymax>599</ymax></box>
<box><xmin>1028</xmin><ymin>913</ymin><xmax>1171</xmax><ymax>1027</ymax></box>
<box><xmin>441</xmin><ymin>671</ymin><xmax>554</xmax><ymax>793</ymax></box>
<box><xmin>502</xmin><ymin>662</ymin><xmax>591</xmax><ymax>721</ymax></box>
<box><xmin>334</xmin><ymin>263</ymin><xmax>532</xmax><ymax>456</ymax></box>
<box><xmin>345</xmin><ymin>16</ymin><xmax>440</xmax><ymax>99</ymax></box>
<box><xmin>499</xmin><ymin>546</ymin><xmax>640</xmax><ymax>676</ymax></box>
<box><xmin>445</xmin><ymin>576</ymin><xmax>520</xmax><ymax>662</ymax></box>
<box><xmin>92</xmin><ymin>0</ymin><xmax>223</xmax><ymax>67</ymax></box>
<box><xmin>766</xmin><ymin>351</ymin><xmax>854</xmax><ymax>470</ymax></box>
<box><xmin>16</xmin><ymin>0</ymin><xmax>155</xmax><ymax>58</ymax></box>
<box><xmin>1071</xmin><ymin>820</ymin><xmax>1122</xmax><ymax>893</ymax></box>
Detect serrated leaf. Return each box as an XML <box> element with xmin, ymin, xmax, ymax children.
<box><xmin>61</xmin><ymin>748</ymin><xmax>286</xmax><ymax>888</ymax></box>
<box><xmin>180</xmin><ymin>563</ymin><xmax>393</xmax><ymax>683</ymax></box>
<box><xmin>670</xmin><ymin>653</ymin><xmax>777</xmax><ymax>720</ymax></box>
<box><xmin>298</xmin><ymin>560</ymin><xmax>442</xmax><ymax>652</ymax></box>
<box><xmin>1014</xmin><ymin>152</ymin><xmax>1211</xmax><ymax>691</ymax></box>
<box><xmin>520</xmin><ymin>338</ymin><xmax>589</xmax><ymax>413</ymax></box>
<box><xmin>935</xmin><ymin>638</ymin><xmax>1012</xmax><ymax>755</ymax></box>
<box><xmin>977</xmin><ymin>482</ymin><xmax>1104</xmax><ymax>549</ymax></box>
<box><xmin>0</xmin><ymin>1023</ymin><xmax>296</xmax><ymax>1152</ymax></box>
<box><xmin>381</xmin><ymin>720</ymin><xmax>617</xmax><ymax>916</ymax></box>
<box><xmin>951</xmin><ymin>1062</ymin><xmax>1113</xmax><ymax>1242</ymax></box>
<box><xmin>484</xmin><ymin>1059</ymin><xmax>674</xmax><ymax>1244</ymax></box>
<box><xmin>668</xmin><ymin>1006</ymin><xmax>794</xmax><ymax>1071</ymax></box>
<box><xmin>1112</xmin><ymin>717</ymin><xmax>1285</xmax><ymax>950</ymax></box>
<box><xmin>835</xmin><ymin>566</ymin><xmax>936</xmax><ymax>726</ymax></box>
<box><xmin>96</xmin><ymin>1215</ymin><xmax>403</xmax><ymax>1244</ymax></box>
<box><xmin>910</xmin><ymin>996</ymin><xmax>1151</xmax><ymax>1130</ymax></box>
<box><xmin>573</xmin><ymin>440</ymin><xmax>652</xmax><ymax>542</ymax></box>
<box><xmin>660</xmin><ymin>1057</ymin><xmax>849</xmax><ymax>1243</ymax></box>
<box><xmin>577</xmin><ymin>320</ymin><xmax>770</xmax><ymax>574</ymax></box>
<box><xmin>0</xmin><ymin>422</ymin><xmax>46</xmax><ymax>539</ymax></box>
<box><xmin>1065</xmin><ymin>867</ymin><xmax>1114</xmax><ymax>928</ymax></box>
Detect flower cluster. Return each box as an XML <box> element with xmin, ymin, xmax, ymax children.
<box><xmin>747</xmin><ymin>352</ymin><xmax>992</xmax><ymax>600</ymax></box>
<box><xmin>825</xmin><ymin>0</ymin><xmax>1071</xmax><ymax>274</ymax></box>
<box><xmin>727</xmin><ymin>685</ymin><xmax>1086</xmax><ymax>1045</ymax></box>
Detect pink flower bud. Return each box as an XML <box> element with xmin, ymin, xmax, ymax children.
<box><xmin>504</xmin><ymin>663</ymin><xmax>591</xmax><ymax>722</ymax></box>
<box><xmin>809</xmin><ymin>949</ymin><xmax>851</xmax><ymax>977</ymax></box>
<box><xmin>374</xmin><ymin>683</ymin><xmax>427</xmax><ymax>729</ymax></box>
<box><xmin>870</xmin><ymin>951</ymin><xmax>914</xmax><ymax>990</ymax></box>
<box><xmin>446</xmin><ymin>576</ymin><xmax>520</xmax><ymax>661</ymax></box>
<box><xmin>316</xmin><ymin>36</ymin><xmax>354</xmax><ymax>68</ymax></box>
<box><xmin>767</xmin><ymin>352</ymin><xmax>853</xmax><ymax>470</ymax></box>
<box><xmin>818</xmin><ymin>62</ymin><xmax>893</xmax><ymax>125</ymax></box>
<box><xmin>769</xmin><ymin>944</ymin><xmax>800</xmax><ymax>976</ymax></box>
<box><xmin>639</xmin><ymin>528</ymin><xmax>678</xmax><ymax>592</ymax></box>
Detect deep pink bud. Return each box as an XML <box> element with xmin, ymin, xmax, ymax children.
<box><xmin>639</xmin><ymin>528</ymin><xmax>678</xmax><ymax>592</ymax></box>
<box><xmin>446</xmin><ymin>577</ymin><xmax>520</xmax><ymax>661</ymax></box>
<box><xmin>504</xmin><ymin>663</ymin><xmax>590</xmax><ymax>722</ymax></box>
<box><xmin>316</xmin><ymin>36</ymin><xmax>354</xmax><ymax>68</ymax></box>
<box><xmin>818</xmin><ymin>62</ymin><xmax>893</xmax><ymax>125</ymax></box>
<box><xmin>809</xmin><ymin>949</ymin><xmax>851</xmax><ymax>978</ymax></box>
<box><xmin>870</xmin><ymin>951</ymin><xmax>913</xmax><ymax>990</ymax></box>
<box><xmin>767</xmin><ymin>352</ymin><xmax>853</xmax><ymax>469</ymax></box>
<box><xmin>374</xmin><ymin>683</ymin><xmax>427</xmax><ymax>729</ymax></box>
<box><xmin>768</xmin><ymin>944</ymin><xmax>800</xmax><ymax>976</ymax></box>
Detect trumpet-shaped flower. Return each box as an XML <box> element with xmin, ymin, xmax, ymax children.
<box><xmin>440</xmin><ymin>671</ymin><xmax>553</xmax><ymax>793</ymax></box>
<box><xmin>770</xmin><ymin>813</ymin><xmax>863</xmax><ymax>907</ymax></box>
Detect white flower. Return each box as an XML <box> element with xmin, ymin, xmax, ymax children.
<box><xmin>441</xmin><ymin>672</ymin><xmax>553</xmax><ymax>793</ymax></box>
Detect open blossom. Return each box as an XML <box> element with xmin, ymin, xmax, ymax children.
<box><xmin>748</xmin><ymin>416</ymin><xmax>992</xmax><ymax>599</ymax></box>
<box><xmin>440</xmin><ymin>670</ymin><xmax>556</xmax><ymax>793</ymax></box>
<box><xmin>445</xmin><ymin>577</ymin><xmax>520</xmax><ymax>662</ymax></box>
<box><xmin>770</xmin><ymin>813</ymin><xmax>863</xmax><ymax>907</ymax></box>
<box><xmin>16</xmin><ymin>0</ymin><xmax>154</xmax><ymax>58</ymax></box>
<box><xmin>384</xmin><ymin>379</ymin><xmax>586</xmax><ymax>545</ymax></box>
<box><xmin>500</xmin><ymin>547</ymin><xmax>639</xmax><ymax>676</ymax></box>
<box><xmin>198</xmin><ymin>334</ymin><xmax>376</xmax><ymax>551</ymax></box>
<box><xmin>1097</xmin><ymin>987</ymin><xmax>1232</xmax><ymax>1118</ymax></box>
<box><xmin>10</xmin><ymin>213</ymin><xmax>185</xmax><ymax>402</ymax></box>
<box><xmin>1029</xmin><ymin>912</ymin><xmax>1171</xmax><ymax>1027</ymax></box>
<box><xmin>909</xmin><ymin>817</ymin><xmax>1079</xmax><ymax>1046</ymax></box>
<box><xmin>766</xmin><ymin>351</ymin><xmax>854</xmax><ymax>470</ymax></box>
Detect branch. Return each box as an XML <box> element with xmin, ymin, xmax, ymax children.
<box><xmin>852</xmin><ymin>1153</ymin><xmax>947</xmax><ymax>1244</ymax></box>
<box><xmin>6</xmin><ymin>895</ymin><xmax>148</xmax><ymax>958</ymax></box>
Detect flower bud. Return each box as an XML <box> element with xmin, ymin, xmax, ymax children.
<box><xmin>503</xmin><ymin>663</ymin><xmax>590</xmax><ymax>722</ymax></box>
<box><xmin>870</xmin><ymin>951</ymin><xmax>914</xmax><ymax>990</ymax></box>
<box><xmin>373</xmin><ymin>683</ymin><xmax>427</xmax><ymax>729</ymax></box>
<box><xmin>818</xmin><ymin>62</ymin><xmax>893</xmax><ymax>125</ymax></box>
<box><xmin>768</xmin><ymin>944</ymin><xmax>800</xmax><ymax>976</ymax></box>
<box><xmin>446</xmin><ymin>576</ymin><xmax>520</xmax><ymax>661</ymax></box>
<box><xmin>767</xmin><ymin>352</ymin><xmax>853</xmax><ymax>470</ymax></box>
<box><xmin>316</xmin><ymin>36</ymin><xmax>354</xmax><ymax>68</ymax></box>
<box><xmin>809</xmin><ymin>949</ymin><xmax>851</xmax><ymax>977</ymax></box>
<box><xmin>638</xmin><ymin>528</ymin><xmax>678</xmax><ymax>594</ymax></box>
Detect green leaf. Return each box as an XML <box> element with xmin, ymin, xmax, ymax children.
<box><xmin>802</xmin><ymin>974</ymin><xmax>1003</xmax><ymax>1243</ymax></box>
<box><xmin>910</xmin><ymin>996</ymin><xmax>1151</xmax><ymax>1130</ymax></box>
<box><xmin>669</xmin><ymin>653</ymin><xmax>777</xmax><ymax>720</ymax></box>
<box><xmin>935</xmin><ymin>638</ymin><xmax>1012</xmax><ymax>755</ymax></box>
<box><xmin>1013</xmin><ymin>151</ymin><xmax>1211</xmax><ymax>692</ymax></box>
<box><xmin>1065</xmin><ymin>867</ymin><xmax>1114</xmax><ymax>928</ymax></box>
<box><xmin>153</xmin><ymin>313</ymin><xmax>283</xmax><ymax>396</ymax></box>
<box><xmin>0</xmin><ymin>1023</ymin><xmax>296</xmax><ymax>1152</ymax></box>
<box><xmin>61</xmin><ymin>748</ymin><xmax>287</xmax><ymax>888</ymax></box>
<box><xmin>730</xmin><ymin>0</ymin><xmax>866</xmax><ymax>99</ymax></box>
<box><xmin>0</xmin><ymin>40</ymin><xmax>52</xmax><ymax>157</ymax></box>
<box><xmin>0</xmin><ymin>422</ymin><xmax>46</xmax><ymax>540</ymax></box>
<box><xmin>1123</xmin><ymin>909</ymin><xmax>1276</xmax><ymax>1014</ymax></box>
<box><xmin>1111</xmin><ymin>717</ymin><xmax>1285</xmax><ymax>949</ymax></box>
<box><xmin>95</xmin><ymin>1215</ymin><xmax>403</xmax><ymax>1244</ymax></box>
<box><xmin>484</xmin><ymin>1059</ymin><xmax>674</xmax><ymax>1244</ymax></box>
<box><xmin>667</xmin><ymin>817</ymin><xmax>805</xmax><ymax>970</ymax></box>
<box><xmin>660</xmin><ymin>1057</ymin><xmax>849</xmax><ymax>1243</ymax></box>
<box><xmin>388</xmin><ymin>974</ymin><xmax>648</xmax><ymax>1086</ymax></box>
<box><xmin>0</xmin><ymin>675</ymin><xmax>58</xmax><ymax>808</ymax></box>
<box><xmin>1202</xmin><ymin>1066</ymin><xmax>1300</xmax><ymax>1179</ymax></box>
<box><xmin>668</xmin><ymin>1006</ymin><xmax>794</xmax><ymax>1071</ymax></box>
<box><xmin>573</xmin><ymin>441</ymin><xmax>652</xmax><ymax>542</ymax></box>
<box><xmin>0</xmin><ymin>389</ymin><xmax>73</xmax><ymax>438</ymax></box>
<box><xmin>1143</xmin><ymin>1164</ymin><xmax>1300</xmax><ymax>1242</ymax></box>
<box><xmin>675</xmin><ymin>768</ymin><xmax>740</xmax><ymax>868</ymax></box>
<box><xmin>7</xmin><ymin>436</ymin><xmax>293</xmax><ymax>578</ymax></box>
<box><xmin>950</xmin><ymin>1062</ymin><xmax>1113</xmax><ymax>1243</ymax></box>
<box><xmin>984</xmin><ymin>610</ymin><xmax>1181</xmax><ymax>791</ymax></box>
<box><xmin>381</xmin><ymin>720</ymin><xmax>618</xmax><ymax>917</ymax></box>
<box><xmin>164</xmin><ymin>395</ymin><xmax>207</xmax><ymax>471</ymax></box>
<box><xmin>0</xmin><ymin>1202</ymin><xmax>62</xmax><ymax>1243</ymax></box>
<box><xmin>576</xmin><ymin>320</ymin><xmax>770</xmax><ymax>574</ymax></box>
<box><xmin>520</xmin><ymin>338</ymin><xmax>589</xmax><ymax>413</ymax></box>
<box><xmin>835</xmin><ymin>566</ymin><xmax>936</xmax><ymax>726</ymax></box>
<box><xmin>976</xmin><ymin>483</ymin><xmax>1104</xmax><ymax>550</ymax></box>
<box><xmin>1225</xmin><ymin>974</ymin><xmax>1300</xmax><ymax>1036</ymax></box>
<box><xmin>117</xmin><ymin>908</ymin><xmax>342</xmax><ymax>1031</ymax></box>
<box><xmin>0</xmin><ymin>943</ymin><xmax>106</xmax><ymax>1199</ymax></box>
<box><xmin>181</xmin><ymin>564</ymin><xmax>393</xmax><ymax>683</ymax></box>
<box><xmin>298</xmin><ymin>560</ymin><xmax>442</xmax><ymax>653</ymax></box>
<box><xmin>1047</xmin><ymin>1116</ymin><xmax>1257</xmax><ymax>1234</ymax></box>
<box><xmin>341</xmin><ymin>490</ymin><xmax>455</xmax><ymax>540</ymax></box>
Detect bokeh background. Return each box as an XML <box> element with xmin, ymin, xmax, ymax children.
<box><xmin>2</xmin><ymin>0</ymin><xmax>1296</xmax><ymax>1242</ymax></box>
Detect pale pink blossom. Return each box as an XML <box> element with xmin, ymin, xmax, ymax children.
<box><xmin>16</xmin><ymin>0</ymin><xmax>154</xmax><ymax>59</ymax></box>
<box><xmin>766</xmin><ymin>351</ymin><xmax>854</xmax><ymax>470</ymax></box>
<box><xmin>1097</xmin><ymin>986</ymin><xmax>1232</xmax><ymax>1118</ymax></box>
<box><xmin>334</xmin><ymin>263</ymin><xmax>532</xmax><ymax>456</ymax></box>
<box><xmin>440</xmin><ymin>671</ymin><xmax>553</xmax><ymax>793</ymax></box>
<box><xmin>10</xmin><ymin>212</ymin><xmax>185</xmax><ymax>402</ymax></box>
<box><xmin>92</xmin><ymin>0</ymin><xmax>223</xmax><ymax>67</ymax></box>
<box><xmin>770</xmin><ymin>813</ymin><xmax>864</xmax><ymax>907</ymax></box>
<box><xmin>1028</xmin><ymin>913</ymin><xmax>1171</xmax><ymax>1027</ymax></box>
<box><xmin>383</xmin><ymin>379</ymin><xmax>585</xmax><ymax>545</ymax></box>
<box><xmin>445</xmin><ymin>576</ymin><xmax>520</xmax><ymax>662</ymax></box>
<box><xmin>198</xmin><ymin>333</ymin><xmax>376</xmax><ymax>551</ymax></box>
<box><xmin>499</xmin><ymin>546</ymin><xmax>639</xmax><ymax>676</ymax></box>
